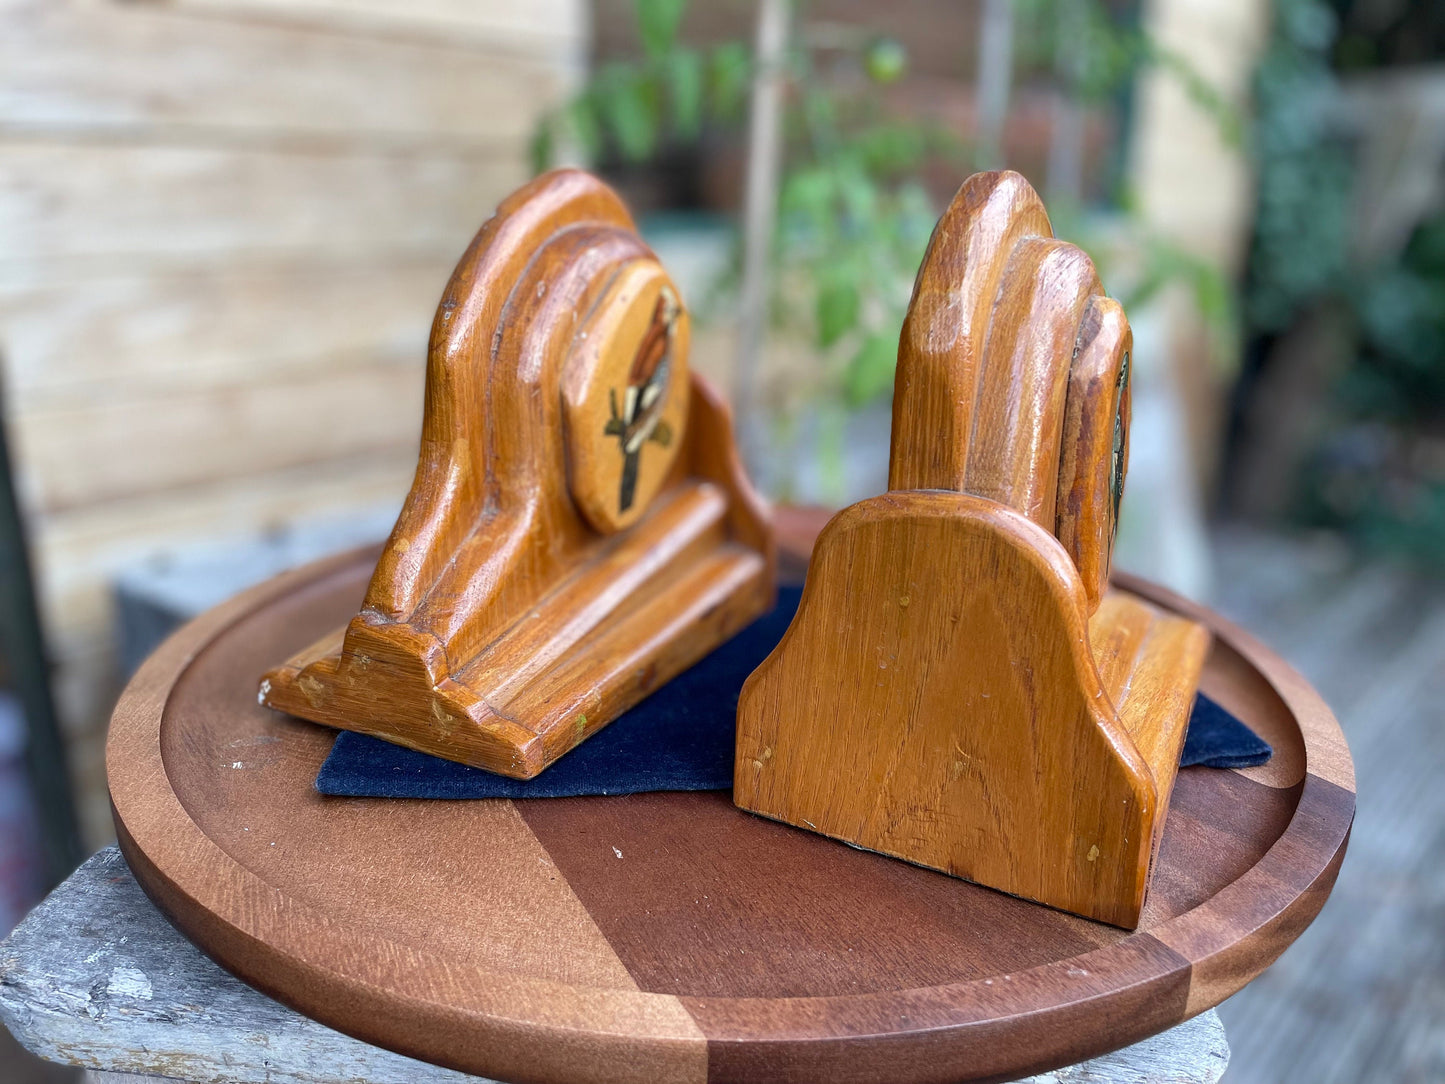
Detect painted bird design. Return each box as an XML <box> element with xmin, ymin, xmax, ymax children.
<box><xmin>604</xmin><ymin>287</ymin><xmax>680</xmax><ymax>512</ymax></box>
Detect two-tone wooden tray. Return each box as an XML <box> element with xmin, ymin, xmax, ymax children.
<box><xmin>108</xmin><ymin>526</ymin><xmax>1354</xmax><ymax>1084</ymax></box>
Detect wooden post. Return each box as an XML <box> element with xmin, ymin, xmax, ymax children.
<box><xmin>733</xmin><ymin>0</ymin><xmax>790</xmax><ymax>476</ymax></box>
<box><xmin>975</xmin><ymin>0</ymin><xmax>1015</xmax><ymax>168</ymax></box>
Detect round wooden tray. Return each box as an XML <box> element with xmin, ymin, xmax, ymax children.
<box><xmin>108</xmin><ymin>539</ymin><xmax>1354</xmax><ymax>1084</ymax></box>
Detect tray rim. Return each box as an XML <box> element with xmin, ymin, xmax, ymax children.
<box><xmin>107</xmin><ymin>544</ymin><xmax>1355</xmax><ymax>1084</ymax></box>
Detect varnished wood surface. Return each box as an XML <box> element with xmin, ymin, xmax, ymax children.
<box><xmin>888</xmin><ymin>170</ymin><xmax>1128</xmax><ymax>599</ymax></box>
<box><xmin>0</xmin><ymin>847</ymin><xmax>1228</xmax><ymax>1084</ymax></box>
<box><xmin>1056</xmin><ymin>298</ymin><xmax>1132</xmax><ymax>611</ymax></box>
<box><xmin>259</xmin><ymin>170</ymin><xmax>774</xmax><ymax>778</ymax></box>
<box><xmin>107</xmin><ymin>539</ymin><xmax>1352</xmax><ymax>1084</ymax></box>
<box><xmin>737</xmin><ymin>171</ymin><xmax>1201</xmax><ymax>927</ymax></box>
<box><xmin>736</xmin><ymin>494</ymin><xmax>1167</xmax><ymax>927</ymax></box>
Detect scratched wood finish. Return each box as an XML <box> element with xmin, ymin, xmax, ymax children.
<box><xmin>736</xmin><ymin>171</ymin><xmax>1205</xmax><ymax>927</ymax></box>
<box><xmin>259</xmin><ymin>170</ymin><xmax>774</xmax><ymax>778</ymax></box>
<box><xmin>104</xmin><ymin>539</ymin><xmax>1351</xmax><ymax>1084</ymax></box>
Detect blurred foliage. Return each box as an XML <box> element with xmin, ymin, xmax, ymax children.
<box><xmin>769</xmin><ymin>83</ymin><xmax>961</xmax><ymax>408</ymax></box>
<box><xmin>534</xmin><ymin>0</ymin><xmax>1240</xmax><ymax>495</ymax></box>
<box><xmin>1247</xmin><ymin>0</ymin><xmax>1445</xmax><ymax>564</ymax></box>
<box><xmin>533</xmin><ymin>4</ymin><xmax>960</xmax><ymax>412</ymax></box>
<box><xmin>1329</xmin><ymin>0</ymin><xmax>1445</xmax><ymax>71</ymax></box>
<box><xmin>1295</xmin><ymin>209</ymin><xmax>1445</xmax><ymax>565</ymax></box>
<box><xmin>1245</xmin><ymin>0</ymin><xmax>1353</xmax><ymax>333</ymax></box>
<box><xmin>1013</xmin><ymin>0</ymin><xmax>1243</xmax><ymax>145</ymax></box>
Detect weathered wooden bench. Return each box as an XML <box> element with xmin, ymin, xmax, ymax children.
<box><xmin>2</xmin><ymin>848</ymin><xmax>1229</xmax><ymax>1084</ymax></box>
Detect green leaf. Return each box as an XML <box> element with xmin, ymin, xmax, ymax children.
<box><xmin>863</xmin><ymin>37</ymin><xmax>908</xmax><ymax>84</ymax></box>
<box><xmin>837</xmin><ymin>169</ymin><xmax>878</xmax><ymax>227</ymax></box>
<box><xmin>596</xmin><ymin>65</ymin><xmax>660</xmax><ymax>161</ymax></box>
<box><xmin>529</xmin><ymin>115</ymin><xmax>556</xmax><ymax>174</ymax></box>
<box><xmin>844</xmin><ymin>331</ymin><xmax>898</xmax><ymax>406</ymax></box>
<box><xmin>852</xmin><ymin>124</ymin><xmax>927</xmax><ymax>176</ymax></box>
<box><xmin>635</xmin><ymin>0</ymin><xmax>687</xmax><ymax>61</ymax></box>
<box><xmin>564</xmin><ymin>98</ymin><xmax>603</xmax><ymax>163</ymax></box>
<box><xmin>780</xmin><ymin>168</ymin><xmax>836</xmax><ymax>231</ymax></box>
<box><xmin>667</xmin><ymin>48</ymin><xmax>705</xmax><ymax>140</ymax></box>
<box><xmin>708</xmin><ymin>41</ymin><xmax>751</xmax><ymax>121</ymax></box>
<box><xmin>816</xmin><ymin>279</ymin><xmax>860</xmax><ymax>349</ymax></box>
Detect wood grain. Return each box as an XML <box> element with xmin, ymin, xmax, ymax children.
<box><xmin>0</xmin><ymin>140</ymin><xmax>528</xmax><ymax>268</ymax></box>
<box><xmin>736</xmin><ymin>493</ymin><xmax>1161</xmax><ymax>926</ymax></box>
<box><xmin>13</xmin><ymin>357</ymin><xmax>421</xmax><ymax>514</ymax></box>
<box><xmin>104</xmin><ymin>542</ymin><xmax>1351</xmax><ymax>1082</ymax></box>
<box><xmin>962</xmin><ymin>236</ymin><xmax>1098</xmax><ymax>529</ymax></box>
<box><xmin>0</xmin><ymin>0</ymin><xmax>575</xmax><ymax>149</ymax></box>
<box><xmin>260</xmin><ymin>171</ymin><xmax>774</xmax><ymax>777</ymax></box>
<box><xmin>172</xmin><ymin>0</ymin><xmax>585</xmax><ymax>53</ymax></box>
<box><xmin>0</xmin><ymin>262</ymin><xmax>442</xmax><ymax>403</ymax></box>
<box><xmin>1057</xmin><ymin>297</ymin><xmax>1132</xmax><ymax>610</ymax></box>
<box><xmin>736</xmin><ymin>170</ymin><xmax>1199</xmax><ymax>927</ymax></box>
<box><xmin>889</xmin><ymin>170</ymin><xmax>1052</xmax><ymax>494</ymax></box>
<box><xmin>888</xmin><ymin>170</ymin><xmax>1129</xmax><ymax>601</ymax></box>
<box><xmin>0</xmin><ymin>852</ymin><xmax>1231</xmax><ymax>1084</ymax></box>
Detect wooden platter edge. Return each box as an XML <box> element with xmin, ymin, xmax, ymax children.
<box><xmin>104</xmin><ymin>546</ymin><xmax>1355</xmax><ymax>1084</ymax></box>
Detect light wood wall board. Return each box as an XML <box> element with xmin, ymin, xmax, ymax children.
<box><xmin>1121</xmin><ymin>0</ymin><xmax>1269</xmax><ymax>521</ymax></box>
<box><xmin>0</xmin><ymin>0</ymin><xmax>581</xmax><ymax>845</ymax></box>
<box><xmin>0</xmin><ymin>142</ymin><xmax>528</xmax><ymax>267</ymax></box>
<box><xmin>13</xmin><ymin>357</ymin><xmax>423</xmax><ymax>512</ymax></box>
<box><xmin>171</xmin><ymin>0</ymin><xmax>588</xmax><ymax>55</ymax></box>
<box><xmin>2</xmin><ymin>0</ymin><xmax>578</xmax><ymax>149</ymax></box>
<box><xmin>1130</xmin><ymin>0</ymin><xmax>1267</xmax><ymax>273</ymax></box>
<box><xmin>0</xmin><ymin>260</ymin><xmax>447</xmax><ymax>406</ymax></box>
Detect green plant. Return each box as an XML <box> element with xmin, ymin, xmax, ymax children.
<box><xmin>533</xmin><ymin>0</ymin><xmax>1242</xmax><ymax>497</ymax></box>
<box><xmin>530</xmin><ymin>0</ymin><xmax>752</xmax><ymax>171</ymax></box>
<box><xmin>1013</xmin><ymin>0</ymin><xmax>1244</xmax><ymax>145</ymax></box>
<box><xmin>533</xmin><ymin>5</ymin><xmax>956</xmax><ymax>416</ymax></box>
<box><xmin>1245</xmin><ymin>0</ymin><xmax>1354</xmax><ymax>334</ymax></box>
<box><xmin>1245</xmin><ymin>0</ymin><xmax>1445</xmax><ymax>566</ymax></box>
<box><xmin>770</xmin><ymin>79</ymin><xmax>966</xmax><ymax>407</ymax></box>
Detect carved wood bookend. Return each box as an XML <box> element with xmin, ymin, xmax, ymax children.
<box><xmin>734</xmin><ymin>171</ymin><xmax>1208</xmax><ymax>928</ymax></box>
<box><xmin>261</xmin><ymin>170</ymin><xmax>774</xmax><ymax>778</ymax></box>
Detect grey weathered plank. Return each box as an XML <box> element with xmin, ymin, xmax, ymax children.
<box><xmin>2</xmin><ymin>848</ymin><xmax>1228</xmax><ymax>1084</ymax></box>
<box><xmin>1</xmin><ymin>848</ymin><xmax>491</xmax><ymax>1084</ymax></box>
<box><xmin>1209</xmin><ymin>529</ymin><xmax>1445</xmax><ymax>1084</ymax></box>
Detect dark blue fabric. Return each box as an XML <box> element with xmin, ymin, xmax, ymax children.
<box><xmin>1181</xmin><ymin>690</ymin><xmax>1274</xmax><ymax>768</ymax></box>
<box><xmin>315</xmin><ymin>585</ymin><xmax>1271</xmax><ymax>799</ymax></box>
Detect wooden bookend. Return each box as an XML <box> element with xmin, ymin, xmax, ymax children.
<box><xmin>734</xmin><ymin>171</ymin><xmax>1209</xmax><ymax>928</ymax></box>
<box><xmin>261</xmin><ymin>170</ymin><xmax>774</xmax><ymax>778</ymax></box>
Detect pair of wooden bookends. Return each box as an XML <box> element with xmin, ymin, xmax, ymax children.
<box><xmin>261</xmin><ymin>168</ymin><xmax>1206</xmax><ymax>928</ymax></box>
